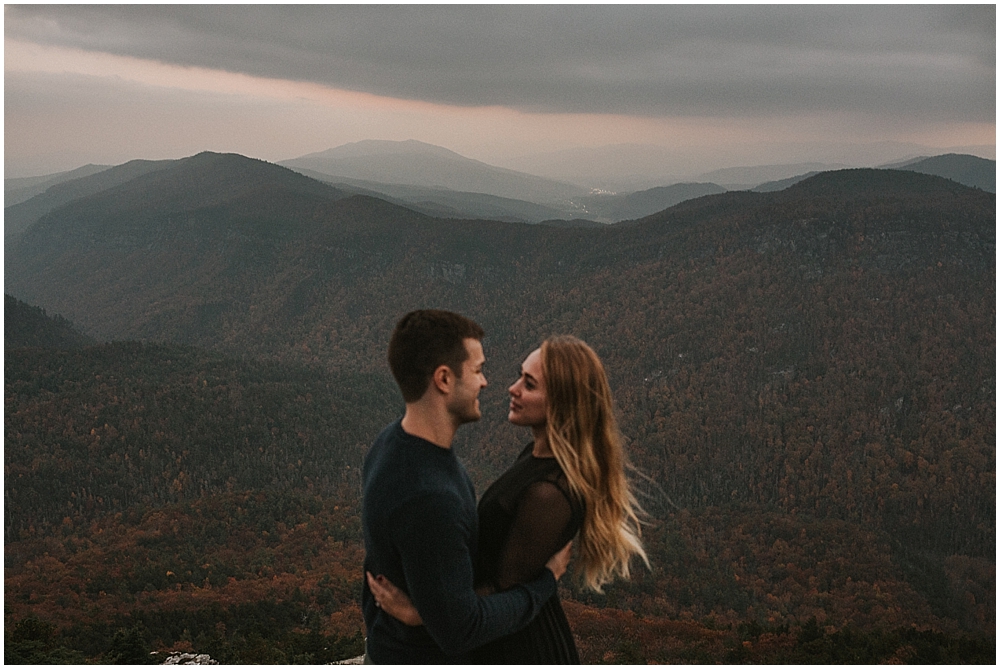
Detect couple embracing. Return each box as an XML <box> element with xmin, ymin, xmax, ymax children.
<box><xmin>361</xmin><ymin>309</ymin><xmax>648</xmax><ymax>664</ymax></box>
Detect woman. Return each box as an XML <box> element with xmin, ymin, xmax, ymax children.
<box><xmin>368</xmin><ymin>335</ymin><xmax>648</xmax><ymax>663</ymax></box>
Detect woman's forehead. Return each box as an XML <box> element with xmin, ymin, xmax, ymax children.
<box><xmin>522</xmin><ymin>348</ymin><xmax>542</xmax><ymax>373</ymax></box>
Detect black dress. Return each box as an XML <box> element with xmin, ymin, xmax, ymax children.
<box><xmin>470</xmin><ymin>444</ymin><xmax>584</xmax><ymax>664</ymax></box>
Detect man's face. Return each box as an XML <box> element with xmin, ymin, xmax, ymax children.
<box><xmin>447</xmin><ymin>338</ymin><xmax>487</xmax><ymax>425</ymax></box>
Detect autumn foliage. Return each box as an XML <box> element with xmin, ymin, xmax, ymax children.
<box><xmin>4</xmin><ymin>163</ymin><xmax>994</xmax><ymax>662</ymax></box>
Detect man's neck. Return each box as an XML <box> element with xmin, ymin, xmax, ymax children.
<box><xmin>401</xmin><ymin>403</ymin><xmax>457</xmax><ymax>449</ymax></box>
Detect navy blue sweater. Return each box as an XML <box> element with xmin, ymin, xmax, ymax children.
<box><xmin>361</xmin><ymin>420</ymin><xmax>556</xmax><ymax>663</ymax></box>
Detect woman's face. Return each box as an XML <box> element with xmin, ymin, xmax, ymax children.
<box><xmin>508</xmin><ymin>348</ymin><xmax>547</xmax><ymax>428</ymax></box>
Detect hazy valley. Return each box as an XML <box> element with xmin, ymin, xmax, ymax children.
<box><xmin>4</xmin><ymin>146</ymin><xmax>995</xmax><ymax>663</ymax></box>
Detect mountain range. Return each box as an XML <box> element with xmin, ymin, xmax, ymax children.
<box><xmin>494</xmin><ymin>140</ymin><xmax>995</xmax><ymax>191</ymax></box>
<box><xmin>5</xmin><ymin>163</ymin><xmax>112</xmax><ymax>207</ymax></box>
<box><xmin>4</xmin><ymin>159</ymin><xmax>179</xmax><ymax>239</ymax></box>
<box><xmin>747</xmin><ymin>154</ymin><xmax>997</xmax><ymax>195</ymax></box>
<box><xmin>697</xmin><ymin>162</ymin><xmax>849</xmax><ymax>189</ymax></box>
<box><xmin>4</xmin><ymin>148</ymin><xmax>995</xmax><ymax>662</ymax></box>
<box><xmin>7</xmin><ymin>141</ymin><xmax>993</xmax><ymax>229</ymax></box>
<box><xmin>7</xmin><ymin>152</ymin><xmax>993</xmax><ymax>515</ymax></box>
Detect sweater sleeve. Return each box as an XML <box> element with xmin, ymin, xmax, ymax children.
<box><xmin>393</xmin><ymin>490</ymin><xmax>556</xmax><ymax>656</ymax></box>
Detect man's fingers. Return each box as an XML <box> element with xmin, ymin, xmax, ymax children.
<box><xmin>367</xmin><ymin>572</ymin><xmax>386</xmax><ymax>604</ymax></box>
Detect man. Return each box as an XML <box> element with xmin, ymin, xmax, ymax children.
<box><xmin>361</xmin><ymin>309</ymin><xmax>571</xmax><ymax>663</ymax></box>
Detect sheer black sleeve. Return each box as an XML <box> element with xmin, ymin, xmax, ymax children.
<box><xmin>495</xmin><ymin>480</ymin><xmax>575</xmax><ymax>591</ymax></box>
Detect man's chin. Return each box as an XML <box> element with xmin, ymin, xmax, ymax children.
<box><xmin>455</xmin><ymin>407</ymin><xmax>481</xmax><ymax>425</ymax></box>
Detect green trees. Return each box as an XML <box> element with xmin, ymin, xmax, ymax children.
<box><xmin>5</xmin><ymin>615</ymin><xmax>88</xmax><ymax>664</ymax></box>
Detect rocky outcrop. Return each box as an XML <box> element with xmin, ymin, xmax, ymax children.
<box><xmin>332</xmin><ymin>655</ymin><xmax>365</xmax><ymax>664</ymax></box>
<box><xmin>161</xmin><ymin>652</ymin><xmax>219</xmax><ymax>665</ymax></box>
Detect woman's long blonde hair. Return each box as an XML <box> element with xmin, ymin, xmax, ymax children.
<box><xmin>541</xmin><ymin>335</ymin><xmax>649</xmax><ymax>593</ymax></box>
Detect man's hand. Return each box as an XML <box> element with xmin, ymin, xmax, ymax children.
<box><xmin>545</xmin><ymin>541</ymin><xmax>573</xmax><ymax>580</ymax></box>
<box><xmin>367</xmin><ymin>572</ymin><xmax>424</xmax><ymax>626</ymax></box>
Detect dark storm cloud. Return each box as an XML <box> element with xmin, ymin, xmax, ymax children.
<box><xmin>5</xmin><ymin>4</ymin><xmax>995</xmax><ymax>121</ymax></box>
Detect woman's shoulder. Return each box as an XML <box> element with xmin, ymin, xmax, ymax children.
<box><xmin>530</xmin><ymin>464</ymin><xmax>584</xmax><ymax>517</ymax></box>
<box><xmin>516</xmin><ymin>476</ymin><xmax>585</xmax><ymax>536</ymax></box>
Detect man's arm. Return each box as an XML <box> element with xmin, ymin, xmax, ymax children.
<box><xmin>392</xmin><ymin>491</ymin><xmax>556</xmax><ymax>656</ymax></box>
<box><xmin>367</xmin><ymin>544</ymin><xmax>572</xmax><ymax>627</ymax></box>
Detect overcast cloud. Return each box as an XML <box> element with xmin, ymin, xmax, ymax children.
<box><xmin>4</xmin><ymin>5</ymin><xmax>995</xmax><ymax>179</ymax></box>
<box><xmin>7</xmin><ymin>4</ymin><xmax>994</xmax><ymax>120</ymax></box>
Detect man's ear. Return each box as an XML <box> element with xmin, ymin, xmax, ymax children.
<box><xmin>430</xmin><ymin>364</ymin><xmax>453</xmax><ymax>395</ymax></box>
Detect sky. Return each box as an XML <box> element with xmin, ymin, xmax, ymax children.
<box><xmin>4</xmin><ymin>4</ymin><xmax>996</xmax><ymax>181</ymax></box>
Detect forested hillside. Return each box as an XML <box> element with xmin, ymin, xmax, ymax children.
<box><xmin>5</xmin><ymin>342</ymin><xmax>397</xmax><ymax>539</ymax></box>
<box><xmin>894</xmin><ymin>153</ymin><xmax>995</xmax><ymax>193</ymax></box>
<box><xmin>4</xmin><ymin>159</ymin><xmax>176</xmax><ymax>240</ymax></box>
<box><xmin>5</xmin><ymin>335</ymin><xmax>396</xmax><ymax>662</ymax></box>
<box><xmin>5</xmin><ymin>294</ymin><xmax>94</xmax><ymax>349</ymax></box>
<box><xmin>575</xmin><ymin>181</ymin><xmax>727</xmax><ymax>222</ymax></box>
<box><xmin>5</xmin><ymin>155</ymin><xmax>994</xmax><ymax>662</ymax></box>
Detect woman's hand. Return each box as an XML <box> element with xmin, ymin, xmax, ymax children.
<box><xmin>366</xmin><ymin>572</ymin><xmax>424</xmax><ymax>626</ymax></box>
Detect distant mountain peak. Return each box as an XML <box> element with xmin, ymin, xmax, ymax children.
<box><xmin>281</xmin><ymin>142</ymin><xmax>585</xmax><ymax>205</ymax></box>
<box><xmin>894</xmin><ymin>154</ymin><xmax>995</xmax><ymax>193</ymax></box>
<box><xmin>298</xmin><ymin>139</ymin><xmax>468</xmax><ymax>162</ymax></box>
<box><xmin>181</xmin><ymin>151</ymin><xmax>277</xmax><ymax>168</ymax></box>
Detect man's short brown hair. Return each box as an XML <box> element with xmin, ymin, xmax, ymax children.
<box><xmin>388</xmin><ymin>310</ymin><xmax>485</xmax><ymax>403</ymax></box>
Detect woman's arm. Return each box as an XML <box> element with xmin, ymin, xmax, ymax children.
<box><xmin>495</xmin><ymin>481</ymin><xmax>575</xmax><ymax>591</ymax></box>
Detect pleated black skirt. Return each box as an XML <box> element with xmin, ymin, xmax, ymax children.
<box><xmin>469</xmin><ymin>594</ymin><xmax>579</xmax><ymax>664</ymax></box>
